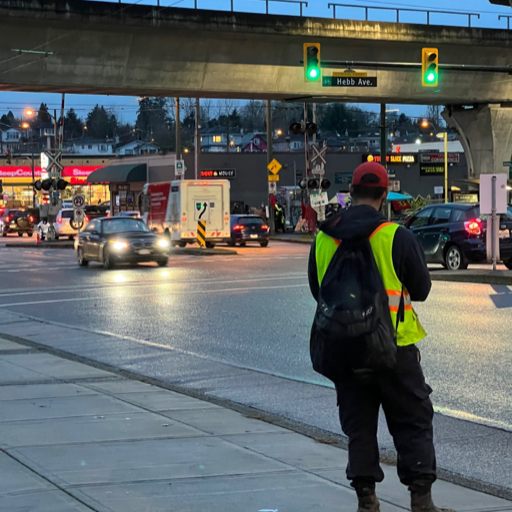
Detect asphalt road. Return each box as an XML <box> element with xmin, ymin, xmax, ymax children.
<box><xmin>0</xmin><ymin>239</ymin><xmax>510</xmax><ymax>434</ymax></box>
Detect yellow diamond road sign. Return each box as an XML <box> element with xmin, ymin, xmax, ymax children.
<box><xmin>267</xmin><ymin>158</ymin><xmax>282</xmax><ymax>175</ymax></box>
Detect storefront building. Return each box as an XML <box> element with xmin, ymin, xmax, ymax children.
<box><xmin>0</xmin><ymin>159</ymin><xmax>109</xmax><ymax>207</ymax></box>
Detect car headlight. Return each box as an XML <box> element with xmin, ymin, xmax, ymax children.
<box><xmin>111</xmin><ymin>240</ymin><xmax>129</xmax><ymax>250</ymax></box>
<box><xmin>157</xmin><ymin>238</ymin><xmax>170</xmax><ymax>248</ymax></box>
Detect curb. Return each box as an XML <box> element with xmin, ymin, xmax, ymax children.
<box><xmin>269</xmin><ymin>236</ymin><xmax>314</xmax><ymax>245</ymax></box>
<box><xmin>5</xmin><ymin>242</ymin><xmax>74</xmax><ymax>249</ymax></box>
<box><xmin>1</xmin><ymin>326</ymin><xmax>511</xmax><ymax>502</ymax></box>
<box><xmin>431</xmin><ymin>272</ymin><xmax>512</xmax><ymax>286</ymax></box>
<box><xmin>170</xmin><ymin>247</ymin><xmax>237</xmax><ymax>256</ymax></box>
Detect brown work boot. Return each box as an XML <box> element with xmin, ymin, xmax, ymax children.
<box><xmin>411</xmin><ymin>489</ymin><xmax>456</xmax><ymax>512</ymax></box>
<box><xmin>355</xmin><ymin>486</ymin><xmax>380</xmax><ymax>512</ymax></box>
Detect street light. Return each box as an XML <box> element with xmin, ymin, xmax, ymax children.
<box><xmin>276</xmin><ymin>129</ymin><xmax>283</xmax><ymax>136</ymax></box>
<box><xmin>422</xmin><ymin>119</ymin><xmax>449</xmax><ymax>203</ymax></box>
<box><xmin>21</xmin><ymin>121</ymin><xmax>35</xmax><ymax>207</ymax></box>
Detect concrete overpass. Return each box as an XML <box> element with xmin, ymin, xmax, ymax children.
<box><xmin>0</xmin><ymin>0</ymin><xmax>511</xmax><ymax>105</ymax></box>
<box><xmin>1</xmin><ymin>0</ymin><xmax>512</xmax><ymax>175</ymax></box>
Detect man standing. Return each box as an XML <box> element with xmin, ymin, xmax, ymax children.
<box><xmin>308</xmin><ymin>162</ymin><xmax>454</xmax><ymax>512</ymax></box>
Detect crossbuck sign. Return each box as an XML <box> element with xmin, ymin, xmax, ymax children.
<box><xmin>44</xmin><ymin>150</ymin><xmax>63</xmax><ymax>178</ymax></box>
<box><xmin>310</xmin><ymin>141</ymin><xmax>327</xmax><ymax>166</ymax></box>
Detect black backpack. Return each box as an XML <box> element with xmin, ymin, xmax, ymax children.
<box><xmin>310</xmin><ymin>233</ymin><xmax>400</xmax><ymax>382</ymax></box>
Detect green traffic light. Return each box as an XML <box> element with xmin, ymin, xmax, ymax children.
<box><xmin>308</xmin><ymin>68</ymin><xmax>318</xmax><ymax>79</ymax></box>
<box><xmin>427</xmin><ymin>72</ymin><xmax>436</xmax><ymax>83</ymax></box>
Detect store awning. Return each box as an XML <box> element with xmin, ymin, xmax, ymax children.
<box><xmin>86</xmin><ymin>163</ymin><xmax>147</xmax><ymax>184</ymax></box>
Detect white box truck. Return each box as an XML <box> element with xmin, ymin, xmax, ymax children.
<box><xmin>141</xmin><ymin>180</ymin><xmax>231</xmax><ymax>247</ymax></box>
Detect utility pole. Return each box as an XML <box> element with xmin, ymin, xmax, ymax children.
<box><xmin>175</xmin><ymin>97</ymin><xmax>181</xmax><ymax>161</ymax></box>
<box><xmin>380</xmin><ymin>103</ymin><xmax>387</xmax><ymax>168</ymax></box>
<box><xmin>266</xmin><ymin>100</ymin><xmax>274</xmax><ymax>235</ymax></box>
<box><xmin>195</xmin><ymin>98</ymin><xmax>200</xmax><ymax>180</ymax></box>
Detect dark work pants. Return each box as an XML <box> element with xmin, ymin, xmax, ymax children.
<box><xmin>335</xmin><ymin>344</ymin><xmax>436</xmax><ymax>488</ymax></box>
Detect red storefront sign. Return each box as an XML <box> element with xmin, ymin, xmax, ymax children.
<box><xmin>0</xmin><ymin>166</ymin><xmax>104</xmax><ymax>184</ymax></box>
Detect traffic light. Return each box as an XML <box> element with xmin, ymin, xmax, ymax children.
<box><xmin>422</xmin><ymin>48</ymin><xmax>439</xmax><ymax>87</ymax></box>
<box><xmin>299</xmin><ymin>179</ymin><xmax>308</xmax><ymax>190</ymax></box>
<box><xmin>289</xmin><ymin>121</ymin><xmax>317</xmax><ymax>136</ymax></box>
<box><xmin>303</xmin><ymin>43</ymin><xmax>321</xmax><ymax>82</ymax></box>
<box><xmin>5</xmin><ymin>150</ymin><xmax>11</xmax><ymax>164</ymax></box>
<box><xmin>321</xmin><ymin>179</ymin><xmax>331</xmax><ymax>190</ymax></box>
<box><xmin>41</xmin><ymin>179</ymin><xmax>53</xmax><ymax>191</ymax></box>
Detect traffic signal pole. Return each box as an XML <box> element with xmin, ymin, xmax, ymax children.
<box><xmin>266</xmin><ymin>99</ymin><xmax>275</xmax><ymax>235</ymax></box>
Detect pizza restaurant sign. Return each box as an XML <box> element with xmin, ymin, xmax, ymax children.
<box><xmin>0</xmin><ymin>166</ymin><xmax>103</xmax><ymax>184</ymax></box>
<box><xmin>365</xmin><ymin>154</ymin><xmax>417</xmax><ymax>164</ymax></box>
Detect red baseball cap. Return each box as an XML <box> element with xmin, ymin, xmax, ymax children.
<box><xmin>352</xmin><ymin>161</ymin><xmax>389</xmax><ymax>188</ymax></box>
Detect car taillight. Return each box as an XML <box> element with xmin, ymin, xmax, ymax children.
<box><xmin>464</xmin><ymin>219</ymin><xmax>481</xmax><ymax>235</ymax></box>
<box><xmin>85</xmin><ymin>216</ymin><xmax>89</xmax><ymax>222</ymax></box>
<box><xmin>233</xmin><ymin>225</ymin><xmax>243</xmax><ymax>231</ymax></box>
<box><xmin>5</xmin><ymin>216</ymin><xmax>9</xmax><ymax>223</ymax></box>
<box><xmin>57</xmin><ymin>217</ymin><xmax>62</xmax><ymax>223</ymax></box>
<box><xmin>29</xmin><ymin>216</ymin><xmax>34</xmax><ymax>222</ymax></box>
<box><xmin>261</xmin><ymin>224</ymin><xmax>269</xmax><ymax>230</ymax></box>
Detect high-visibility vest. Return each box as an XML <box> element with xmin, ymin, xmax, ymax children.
<box><xmin>315</xmin><ymin>222</ymin><xmax>426</xmax><ymax>347</ymax></box>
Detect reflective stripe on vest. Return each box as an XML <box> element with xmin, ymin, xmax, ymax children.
<box><xmin>315</xmin><ymin>223</ymin><xmax>426</xmax><ymax>347</ymax></box>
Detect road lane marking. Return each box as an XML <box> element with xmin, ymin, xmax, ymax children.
<box><xmin>0</xmin><ymin>273</ymin><xmax>307</xmax><ymax>299</ymax></box>
<box><xmin>0</xmin><ymin>283</ymin><xmax>309</xmax><ymax>308</ymax></box>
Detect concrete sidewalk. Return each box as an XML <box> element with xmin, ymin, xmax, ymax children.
<box><xmin>1</xmin><ymin>337</ymin><xmax>511</xmax><ymax>512</ymax></box>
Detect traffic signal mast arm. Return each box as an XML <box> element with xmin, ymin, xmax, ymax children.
<box><xmin>313</xmin><ymin>59</ymin><xmax>512</xmax><ymax>74</ymax></box>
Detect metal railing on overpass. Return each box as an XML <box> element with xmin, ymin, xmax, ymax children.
<box><xmin>101</xmin><ymin>0</ymin><xmax>506</xmax><ymax>28</ymax></box>
<box><xmin>328</xmin><ymin>3</ymin><xmax>481</xmax><ymax>27</ymax></box>
<box><xmin>193</xmin><ymin>0</ymin><xmax>308</xmax><ymax>16</ymax></box>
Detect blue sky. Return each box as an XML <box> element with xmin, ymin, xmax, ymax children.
<box><xmin>0</xmin><ymin>0</ymin><xmax>509</xmax><ymax>124</ymax></box>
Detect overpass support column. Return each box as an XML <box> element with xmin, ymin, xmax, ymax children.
<box><xmin>442</xmin><ymin>104</ymin><xmax>512</xmax><ymax>178</ymax></box>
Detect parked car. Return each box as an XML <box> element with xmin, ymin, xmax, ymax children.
<box><xmin>38</xmin><ymin>209</ymin><xmax>87</xmax><ymax>240</ymax></box>
<box><xmin>0</xmin><ymin>208</ymin><xmax>35</xmax><ymax>237</ymax></box>
<box><xmin>115</xmin><ymin>210</ymin><xmax>141</xmax><ymax>219</ymax></box>
<box><xmin>85</xmin><ymin>204</ymin><xmax>110</xmax><ymax>220</ymax></box>
<box><xmin>229</xmin><ymin>214</ymin><xmax>269</xmax><ymax>247</ymax></box>
<box><xmin>405</xmin><ymin>203</ymin><xmax>486</xmax><ymax>270</ymax></box>
<box><xmin>76</xmin><ymin>217</ymin><xmax>171</xmax><ymax>269</ymax></box>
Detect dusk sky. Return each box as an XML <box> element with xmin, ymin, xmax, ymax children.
<box><xmin>0</xmin><ymin>0</ymin><xmax>509</xmax><ymax>124</ymax></box>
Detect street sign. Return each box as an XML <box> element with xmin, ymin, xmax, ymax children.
<box><xmin>175</xmin><ymin>160</ymin><xmax>186</xmax><ymax>177</ymax></box>
<box><xmin>73</xmin><ymin>195</ymin><xmax>85</xmax><ymax>209</ymax></box>
<box><xmin>197</xmin><ymin>220</ymin><xmax>206</xmax><ymax>248</ymax></box>
<box><xmin>73</xmin><ymin>208</ymin><xmax>85</xmax><ymax>223</ymax></box>
<box><xmin>268</xmin><ymin>174</ymin><xmax>279</xmax><ymax>182</ymax></box>
<box><xmin>434</xmin><ymin>186</ymin><xmax>444</xmax><ymax>195</ymax></box>
<box><xmin>268</xmin><ymin>182</ymin><xmax>277</xmax><ymax>194</ymax></box>
<box><xmin>323</xmin><ymin>76</ymin><xmax>377</xmax><ymax>87</ymax></box>
<box><xmin>267</xmin><ymin>158</ymin><xmax>282</xmax><ymax>175</ymax></box>
<box><xmin>312</xmin><ymin>164</ymin><xmax>325</xmax><ymax>176</ymax></box>
<box><xmin>332</xmin><ymin>71</ymin><xmax>368</xmax><ymax>77</ymax></box>
<box><xmin>503</xmin><ymin>162</ymin><xmax>511</xmax><ymax>167</ymax></box>
<box><xmin>310</xmin><ymin>192</ymin><xmax>329</xmax><ymax>208</ymax></box>
<box><xmin>194</xmin><ymin>201</ymin><xmax>210</xmax><ymax>221</ymax></box>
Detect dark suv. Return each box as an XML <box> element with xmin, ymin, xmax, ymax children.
<box><xmin>229</xmin><ymin>215</ymin><xmax>269</xmax><ymax>247</ymax></box>
<box><xmin>405</xmin><ymin>204</ymin><xmax>486</xmax><ymax>270</ymax></box>
<box><xmin>0</xmin><ymin>209</ymin><xmax>35</xmax><ymax>237</ymax></box>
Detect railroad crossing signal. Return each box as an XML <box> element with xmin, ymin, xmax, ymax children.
<box><xmin>304</xmin><ymin>43</ymin><xmax>321</xmax><ymax>82</ymax></box>
<box><xmin>310</xmin><ymin>141</ymin><xmax>327</xmax><ymax>166</ymax></box>
<box><xmin>422</xmin><ymin>48</ymin><xmax>439</xmax><ymax>87</ymax></box>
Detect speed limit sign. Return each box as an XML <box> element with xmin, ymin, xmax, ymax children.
<box><xmin>73</xmin><ymin>195</ymin><xmax>85</xmax><ymax>209</ymax></box>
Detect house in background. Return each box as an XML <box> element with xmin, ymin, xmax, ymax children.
<box><xmin>200</xmin><ymin>127</ymin><xmax>243</xmax><ymax>152</ymax></box>
<box><xmin>115</xmin><ymin>140</ymin><xmax>160</xmax><ymax>156</ymax></box>
<box><xmin>0</xmin><ymin>124</ymin><xmax>22</xmax><ymax>153</ymax></box>
<box><xmin>65</xmin><ymin>138</ymin><xmax>115</xmax><ymax>155</ymax></box>
<box><xmin>241</xmin><ymin>133</ymin><xmax>267</xmax><ymax>153</ymax></box>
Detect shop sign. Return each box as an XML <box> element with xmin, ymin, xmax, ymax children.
<box><xmin>419</xmin><ymin>153</ymin><xmax>460</xmax><ymax>164</ymax></box>
<box><xmin>0</xmin><ymin>166</ymin><xmax>103</xmax><ymax>183</ymax></box>
<box><xmin>365</xmin><ymin>154</ymin><xmax>416</xmax><ymax>164</ymax></box>
<box><xmin>420</xmin><ymin>165</ymin><xmax>444</xmax><ymax>176</ymax></box>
